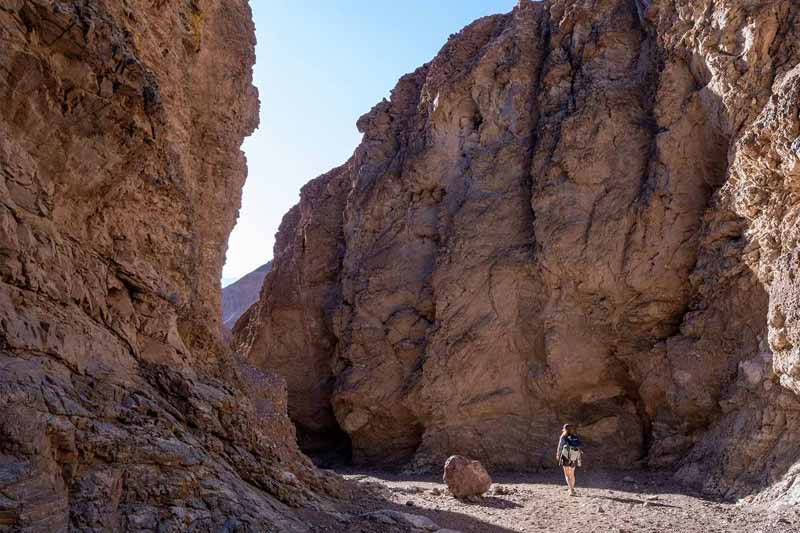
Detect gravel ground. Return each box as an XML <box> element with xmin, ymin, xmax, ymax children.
<box><xmin>321</xmin><ymin>468</ymin><xmax>799</xmax><ymax>533</ymax></box>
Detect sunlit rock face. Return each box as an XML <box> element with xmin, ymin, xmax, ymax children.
<box><xmin>235</xmin><ymin>0</ymin><xmax>800</xmax><ymax>503</ymax></box>
<box><xmin>0</xmin><ymin>2</ymin><xmax>346</xmax><ymax>530</ymax></box>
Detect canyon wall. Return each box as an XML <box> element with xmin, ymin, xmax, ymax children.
<box><xmin>0</xmin><ymin>1</ymin><xmax>345</xmax><ymax>530</ymax></box>
<box><xmin>234</xmin><ymin>0</ymin><xmax>800</xmax><ymax>503</ymax></box>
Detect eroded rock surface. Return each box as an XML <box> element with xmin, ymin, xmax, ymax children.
<box><xmin>235</xmin><ymin>0</ymin><xmax>800</xmax><ymax>504</ymax></box>
<box><xmin>234</xmin><ymin>163</ymin><xmax>352</xmax><ymax>454</ymax></box>
<box><xmin>0</xmin><ymin>1</ymin><xmax>347</xmax><ymax>530</ymax></box>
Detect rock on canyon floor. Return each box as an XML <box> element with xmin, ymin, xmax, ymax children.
<box><xmin>318</xmin><ymin>468</ymin><xmax>800</xmax><ymax>533</ymax></box>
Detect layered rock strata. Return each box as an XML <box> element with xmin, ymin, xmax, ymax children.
<box><xmin>235</xmin><ymin>0</ymin><xmax>800</xmax><ymax>504</ymax></box>
<box><xmin>0</xmin><ymin>1</ymin><xmax>345</xmax><ymax>530</ymax></box>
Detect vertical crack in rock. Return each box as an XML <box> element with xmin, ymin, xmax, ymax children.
<box><xmin>0</xmin><ymin>1</ymin><xmax>358</xmax><ymax>530</ymax></box>
<box><xmin>231</xmin><ymin>0</ymin><xmax>800</xmax><ymax>505</ymax></box>
<box><xmin>233</xmin><ymin>162</ymin><xmax>352</xmax><ymax>459</ymax></box>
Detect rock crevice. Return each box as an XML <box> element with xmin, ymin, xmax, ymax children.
<box><xmin>0</xmin><ymin>1</ymin><xmax>349</xmax><ymax>530</ymax></box>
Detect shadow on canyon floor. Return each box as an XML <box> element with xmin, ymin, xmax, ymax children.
<box><xmin>303</xmin><ymin>490</ymin><xmax>517</xmax><ymax>532</ymax></box>
<box><xmin>331</xmin><ymin>467</ymin><xmax>799</xmax><ymax>533</ymax></box>
<box><xmin>340</xmin><ymin>467</ymin><xmax>729</xmax><ymax>503</ymax></box>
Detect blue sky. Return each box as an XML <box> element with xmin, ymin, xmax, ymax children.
<box><xmin>223</xmin><ymin>0</ymin><xmax>518</xmax><ymax>283</ymax></box>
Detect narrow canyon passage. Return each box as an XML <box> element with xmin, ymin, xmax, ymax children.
<box><xmin>2</xmin><ymin>0</ymin><xmax>800</xmax><ymax>531</ymax></box>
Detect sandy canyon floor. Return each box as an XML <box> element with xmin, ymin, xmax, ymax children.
<box><xmin>304</xmin><ymin>468</ymin><xmax>799</xmax><ymax>533</ymax></box>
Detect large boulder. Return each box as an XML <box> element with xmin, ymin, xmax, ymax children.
<box><xmin>443</xmin><ymin>455</ymin><xmax>492</xmax><ymax>498</ymax></box>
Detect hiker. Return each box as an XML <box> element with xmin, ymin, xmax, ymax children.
<box><xmin>556</xmin><ymin>423</ymin><xmax>583</xmax><ymax>496</ymax></box>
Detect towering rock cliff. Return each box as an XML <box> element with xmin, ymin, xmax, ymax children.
<box><xmin>235</xmin><ymin>0</ymin><xmax>800</xmax><ymax>504</ymax></box>
<box><xmin>0</xmin><ymin>1</ymin><xmax>345</xmax><ymax>530</ymax></box>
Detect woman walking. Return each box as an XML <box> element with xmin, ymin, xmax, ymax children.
<box><xmin>556</xmin><ymin>423</ymin><xmax>583</xmax><ymax>496</ymax></box>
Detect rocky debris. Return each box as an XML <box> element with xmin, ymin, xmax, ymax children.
<box><xmin>489</xmin><ymin>485</ymin><xmax>512</xmax><ymax>496</ymax></box>
<box><xmin>395</xmin><ymin>485</ymin><xmax>425</xmax><ymax>494</ymax></box>
<box><xmin>235</xmin><ymin>0</ymin><xmax>800</xmax><ymax>505</ymax></box>
<box><xmin>358</xmin><ymin>479</ymin><xmax>394</xmax><ymax>500</ymax></box>
<box><xmin>0</xmin><ymin>1</ymin><xmax>350</xmax><ymax>530</ymax></box>
<box><xmin>443</xmin><ymin>456</ymin><xmax>492</xmax><ymax>498</ymax></box>
<box><xmin>362</xmin><ymin>510</ymin><xmax>441</xmax><ymax>531</ymax></box>
<box><xmin>221</xmin><ymin>260</ymin><xmax>272</xmax><ymax>334</ymax></box>
<box><xmin>344</xmin><ymin>468</ymin><xmax>799</xmax><ymax>533</ymax></box>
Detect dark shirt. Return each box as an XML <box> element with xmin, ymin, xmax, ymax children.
<box><xmin>557</xmin><ymin>434</ymin><xmax>582</xmax><ymax>458</ymax></box>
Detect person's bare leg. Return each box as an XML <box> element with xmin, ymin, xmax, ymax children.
<box><xmin>562</xmin><ymin>466</ymin><xmax>571</xmax><ymax>490</ymax></box>
<box><xmin>565</xmin><ymin>467</ymin><xmax>576</xmax><ymax>494</ymax></box>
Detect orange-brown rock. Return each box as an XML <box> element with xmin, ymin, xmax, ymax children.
<box><xmin>235</xmin><ymin>0</ymin><xmax>800</xmax><ymax>505</ymax></box>
<box><xmin>234</xmin><ymin>164</ymin><xmax>352</xmax><ymax>455</ymax></box>
<box><xmin>443</xmin><ymin>456</ymin><xmax>492</xmax><ymax>498</ymax></box>
<box><xmin>0</xmin><ymin>1</ymin><xmax>345</xmax><ymax>530</ymax></box>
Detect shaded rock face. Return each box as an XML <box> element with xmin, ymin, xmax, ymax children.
<box><xmin>0</xmin><ymin>1</ymin><xmax>344</xmax><ymax>531</ymax></box>
<box><xmin>221</xmin><ymin>260</ymin><xmax>272</xmax><ymax>333</ymax></box>
<box><xmin>234</xmin><ymin>164</ymin><xmax>352</xmax><ymax>455</ymax></box>
<box><xmin>235</xmin><ymin>0</ymin><xmax>800</xmax><ymax>502</ymax></box>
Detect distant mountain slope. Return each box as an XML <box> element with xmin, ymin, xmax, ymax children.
<box><xmin>221</xmin><ymin>261</ymin><xmax>272</xmax><ymax>332</ymax></box>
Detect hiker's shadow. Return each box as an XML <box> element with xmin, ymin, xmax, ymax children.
<box><xmin>459</xmin><ymin>495</ymin><xmax>522</xmax><ymax>509</ymax></box>
<box><xmin>593</xmin><ymin>495</ymin><xmax>678</xmax><ymax>509</ymax></box>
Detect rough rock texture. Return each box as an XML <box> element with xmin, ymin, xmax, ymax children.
<box><xmin>235</xmin><ymin>0</ymin><xmax>800</xmax><ymax>505</ymax></box>
<box><xmin>361</xmin><ymin>510</ymin><xmax>441</xmax><ymax>531</ymax></box>
<box><xmin>234</xmin><ymin>164</ymin><xmax>352</xmax><ymax>454</ymax></box>
<box><xmin>0</xmin><ymin>1</ymin><xmax>347</xmax><ymax>531</ymax></box>
<box><xmin>442</xmin><ymin>456</ymin><xmax>492</xmax><ymax>498</ymax></box>
<box><xmin>221</xmin><ymin>260</ymin><xmax>271</xmax><ymax>333</ymax></box>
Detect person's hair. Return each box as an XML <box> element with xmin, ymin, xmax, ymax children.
<box><xmin>561</xmin><ymin>424</ymin><xmax>574</xmax><ymax>437</ymax></box>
